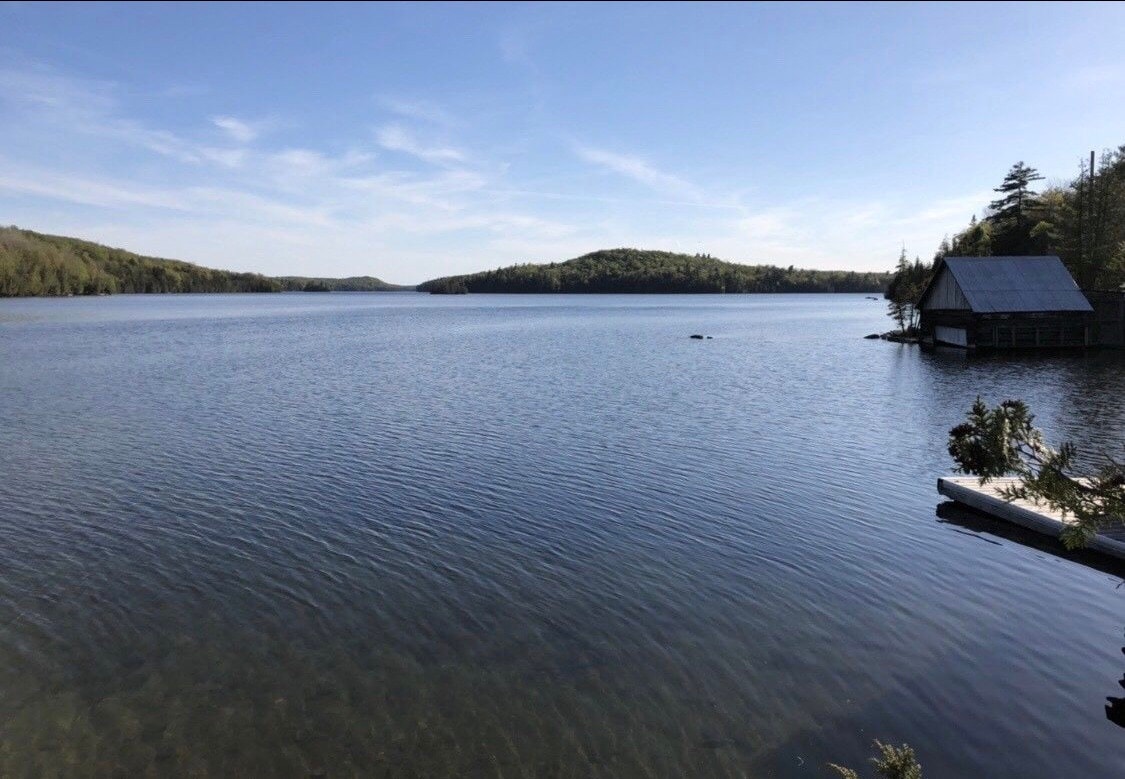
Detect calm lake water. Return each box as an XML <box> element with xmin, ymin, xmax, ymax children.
<box><xmin>1</xmin><ymin>293</ymin><xmax>1122</xmax><ymax>777</ymax></box>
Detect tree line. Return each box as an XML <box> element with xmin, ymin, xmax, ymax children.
<box><xmin>274</xmin><ymin>276</ymin><xmax>407</xmax><ymax>292</ymax></box>
<box><xmin>884</xmin><ymin>147</ymin><xmax>1125</xmax><ymax>327</ymax></box>
<box><xmin>0</xmin><ymin>226</ymin><xmax>280</xmax><ymax>296</ymax></box>
<box><xmin>943</xmin><ymin>150</ymin><xmax>1125</xmax><ymax>289</ymax></box>
<box><xmin>419</xmin><ymin>248</ymin><xmax>891</xmax><ymax>294</ymax></box>
<box><xmin>0</xmin><ymin>227</ymin><xmax>402</xmax><ymax>296</ymax></box>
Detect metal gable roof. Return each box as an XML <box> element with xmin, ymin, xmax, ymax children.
<box><xmin>938</xmin><ymin>256</ymin><xmax>1093</xmax><ymax>313</ymax></box>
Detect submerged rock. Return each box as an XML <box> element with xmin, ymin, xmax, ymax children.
<box><xmin>689</xmin><ymin>334</ymin><xmax>705</xmax><ymax>339</ymax></box>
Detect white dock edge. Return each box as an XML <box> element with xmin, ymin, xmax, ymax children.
<box><xmin>937</xmin><ymin>476</ymin><xmax>1125</xmax><ymax>561</ymax></box>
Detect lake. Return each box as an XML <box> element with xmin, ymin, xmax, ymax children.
<box><xmin>1</xmin><ymin>293</ymin><xmax>1122</xmax><ymax>777</ymax></box>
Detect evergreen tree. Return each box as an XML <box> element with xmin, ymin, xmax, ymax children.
<box><xmin>988</xmin><ymin>162</ymin><xmax>1044</xmax><ymax>254</ymax></box>
<box><xmin>939</xmin><ymin>148</ymin><xmax>1125</xmax><ymax>290</ymax></box>
<box><xmin>989</xmin><ymin>161</ymin><xmax>1044</xmax><ymax>226</ymax></box>
<box><xmin>1066</xmin><ymin>146</ymin><xmax>1125</xmax><ymax>288</ymax></box>
<box><xmin>948</xmin><ymin>399</ymin><xmax>1124</xmax><ymax>550</ymax></box>
<box><xmin>933</xmin><ymin>235</ymin><xmax>952</xmax><ymax>264</ymax></box>
<box><xmin>883</xmin><ymin>248</ymin><xmax>931</xmax><ymax>333</ymax></box>
<box><xmin>830</xmin><ymin>741</ymin><xmax>923</xmax><ymax>779</ymax></box>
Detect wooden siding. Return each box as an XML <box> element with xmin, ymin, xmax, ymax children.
<box><xmin>1087</xmin><ymin>290</ymin><xmax>1124</xmax><ymax>347</ymax></box>
<box><xmin>921</xmin><ymin>266</ymin><xmax>970</xmax><ymax>311</ymax></box>
<box><xmin>922</xmin><ymin>310</ymin><xmax>1092</xmax><ymax>348</ymax></box>
<box><xmin>974</xmin><ymin>317</ymin><xmax>1089</xmax><ymax>348</ymax></box>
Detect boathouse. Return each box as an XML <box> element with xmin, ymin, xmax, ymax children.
<box><xmin>917</xmin><ymin>256</ymin><xmax>1094</xmax><ymax>349</ymax></box>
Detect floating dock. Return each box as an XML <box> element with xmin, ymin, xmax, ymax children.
<box><xmin>937</xmin><ymin>476</ymin><xmax>1125</xmax><ymax>560</ymax></box>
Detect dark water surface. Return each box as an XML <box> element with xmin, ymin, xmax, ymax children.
<box><xmin>1</xmin><ymin>293</ymin><xmax>1122</xmax><ymax>777</ymax></box>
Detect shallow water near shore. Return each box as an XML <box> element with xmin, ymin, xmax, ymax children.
<box><xmin>1</xmin><ymin>292</ymin><xmax>1123</xmax><ymax>777</ymax></box>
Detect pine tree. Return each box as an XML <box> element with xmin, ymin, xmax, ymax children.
<box><xmin>988</xmin><ymin>162</ymin><xmax>1044</xmax><ymax>254</ymax></box>
<box><xmin>989</xmin><ymin>161</ymin><xmax>1044</xmax><ymax>227</ymax></box>
<box><xmin>933</xmin><ymin>235</ymin><xmax>952</xmax><ymax>263</ymax></box>
<box><xmin>884</xmin><ymin>248</ymin><xmax>929</xmax><ymax>333</ymax></box>
<box><xmin>949</xmin><ymin>399</ymin><xmax>1125</xmax><ymax>550</ymax></box>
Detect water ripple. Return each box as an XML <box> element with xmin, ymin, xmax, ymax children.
<box><xmin>0</xmin><ymin>293</ymin><xmax>1122</xmax><ymax>777</ymax></box>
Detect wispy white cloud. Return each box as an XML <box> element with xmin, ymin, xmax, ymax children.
<box><xmin>901</xmin><ymin>190</ymin><xmax>991</xmax><ymax>225</ymax></box>
<box><xmin>0</xmin><ymin>67</ymin><xmax>239</xmax><ymax>166</ymax></box>
<box><xmin>341</xmin><ymin>169</ymin><xmax>487</xmax><ymax>210</ymax></box>
<box><xmin>700</xmin><ymin>189</ymin><xmax>993</xmax><ymax>270</ymax></box>
<box><xmin>0</xmin><ymin>66</ymin><xmax>115</xmax><ymax>114</ymax></box>
<box><xmin>375</xmin><ymin>124</ymin><xmax>466</xmax><ymax>165</ymax></box>
<box><xmin>574</xmin><ymin>145</ymin><xmax>702</xmax><ymax>200</ymax></box>
<box><xmin>0</xmin><ymin>60</ymin><xmax>996</xmax><ymax>280</ymax></box>
<box><xmin>0</xmin><ymin>157</ymin><xmax>336</xmax><ymax>226</ymax></box>
<box><xmin>380</xmin><ymin>97</ymin><xmax>455</xmax><ymax>126</ymax></box>
<box><xmin>211</xmin><ymin>115</ymin><xmax>261</xmax><ymax>143</ymax></box>
<box><xmin>0</xmin><ymin>160</ymin><xmax>192</xmax><ymax>211</ymax></box>
<box><xmin>101</xmin><ymin>120</ymin><xmax>209</xmax><ymax>164</ymax></box>
<box><xmin>199</xmin><ymin>147</ymin><xmax>248</xmax><ymax>169</ymax></box>
<box><xmin>266</xmin><ymin>148</ymin><xmax>375</xmax><ymax>188</ymax></box>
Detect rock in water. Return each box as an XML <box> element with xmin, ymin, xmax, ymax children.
<box><xmin>689</xmin><ymin>334</ymin><xmax>705</xmax><ymax>339</ymax></box>
<box><xmin>863</xmin><ymin>333</ymin><xmax>881</xmax><ymax>339</ymax></box>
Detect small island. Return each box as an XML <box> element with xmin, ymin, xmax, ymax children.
<box><xmin>418</xmin><ymin>248</ymin><xmax>890</xmax><ymax>294</ymax></box>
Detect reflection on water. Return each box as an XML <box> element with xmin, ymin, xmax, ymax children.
<box><xmin>1109</xmin><ymin>629</ymin><xmax>1125</xmax><ymax>730</ymax></box>
<box><xmin>1</xmin><ymin>293</ymin><xmax>1123</xmax><ymax>777</ymax></box>
<box><xmin>936</xmin><ymin>500</ymin><xmax>1125</xmax><ymax>737</ymax></box>
<box><xmin>934</xmin><ymin>501</ymin><xmax>1125</xmax><ymax>579</ymax></box>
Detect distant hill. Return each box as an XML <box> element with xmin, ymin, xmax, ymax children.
<box><xmin>418</xmin><ymin>248</ymin><xmax>891</xmax><ymax>294</ymax></box>
<box><xmin>275</xmin><ymin>276</ymin><xmax>409</xmax><ymax>292</ymax></box>
<box><xmin>0</xmin><ymin>226</ymin><xmax>406</xmax><ymax>297</ymax></box>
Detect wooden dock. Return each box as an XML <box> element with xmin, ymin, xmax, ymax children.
<box><xmin>937</xmin><ymin>476</ymin><xmax>1125</xmax><ymax>560</ymax></box>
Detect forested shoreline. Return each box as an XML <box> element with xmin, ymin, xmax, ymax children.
<box><xmin>0</xmin><ymin>227</ymin><xmax>405</xmax><ymax>296</ymax></box>
<box><xmin>418</xmin><ymin>249</ymin><xmax>891</xmax><ymax>294</ymax></box>
<box><xmin>2</xmin><ymin>230</ymin><xmax>892</xmax><ymax>298</ymax></box>
<box><xmin>274</xmin><ymin>276</ymin><xmax>410</xmax><ymax>292</ymax></box>
<box><xmin>885</xmin><ymin>147</ymin><xmax>1125</xmax><ymax>324</ymax></box>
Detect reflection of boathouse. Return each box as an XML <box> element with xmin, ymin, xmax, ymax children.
<box><xmin>918</xmin><ymin>256</ymin><xmax>1094</xmax><ymax>349</ymax></box>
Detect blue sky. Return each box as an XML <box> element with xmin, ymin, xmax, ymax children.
<box><xmin>2</xmin><ymin>2</ymin><xmax>1124</xmax><ymax>283</ymax></box>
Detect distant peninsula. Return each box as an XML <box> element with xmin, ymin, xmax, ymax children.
<box><xmin>418</xmin><ymin>249</ymin><xmax>890</xmax><ymax>294</ymax></box>
<box><xmin>0</xmin><ymin>227</ymin><xmax>409</xmax><ymax>297</ymax></box>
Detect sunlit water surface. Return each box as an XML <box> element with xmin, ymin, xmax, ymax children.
<box><xmin>1</xmin><ymin>293</ymin><xmax>1122</xmax><ymax>777</ymax></box>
